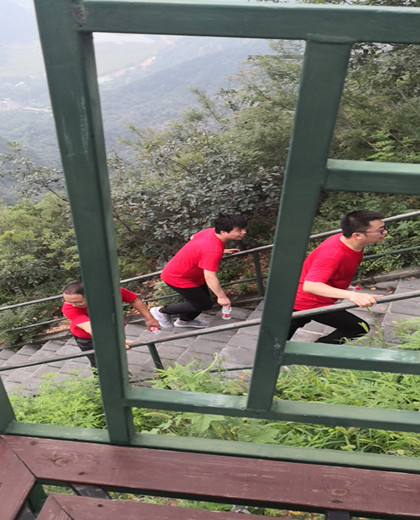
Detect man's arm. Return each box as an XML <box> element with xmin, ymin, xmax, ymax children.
<box><xmin>303</xmin><ymin>281</ymin><xmax>381</xmax><ymax>308</ymax></box>
<box><xmin>75</xmin><ymin>320</ymin><xmax>92</xmax><ymax>335</ymax></box>
<box><xmin>204</xmin><ymin>270</ymin><xmax>230</xmax><ymax>307</ymax></box>
<box><xmin>129</xmin><ymin>297</ymin><xmax>160</xmax><ymax>330</ymax></box>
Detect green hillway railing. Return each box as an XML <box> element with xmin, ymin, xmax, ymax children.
<box><xmin>2</xmin><ymin>0</ymin><xmax>420</xmax><ymax>477</ymax></box>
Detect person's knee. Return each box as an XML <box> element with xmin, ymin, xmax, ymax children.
<box><xmin>199</xmin><ymin>299</ymin><xmax>213</xmax><ymax>311</ymax></box>
<box><xmin>189</xmin><ymin>298</ymin><xmax>213</xmax><ymax>312</ymax></box>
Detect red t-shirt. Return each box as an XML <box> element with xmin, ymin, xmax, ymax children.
<box><xmin>294</xmin><ymin>233</ymin><xmax>363</xmax><ymax>310</ymax></box>
<box><xmin>161</xmin><ymin>228</ymin><xmax>225</xmax><ymax>288</ymax></box>
<box><xmin>62</xmin><ymin>287</ymin><xmax>137</xmax><ymax>338</ymax></box>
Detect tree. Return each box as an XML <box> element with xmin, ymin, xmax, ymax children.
<box><xmin>109</xmin><ymin>41</ymin><xmax>302</xmax><ymax>259</ymax></box>
<box><xmin>0</xmin><ymin>196</ymin><xmax>78</xmax><ymax>303</ymax></box>
<box><xmin>0</xmin><ymin>141</ymin><xmax>66</xmax><ymax>202</ymax></box>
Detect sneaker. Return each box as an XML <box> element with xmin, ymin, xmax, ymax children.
<box><xmin>150</xmin><ymin>306</ymin><xmax>173</xmax><ymax>329</ymax></box>
<box><xmin>174</xmin><ymin>318</ymin><xmax>209</xmax><ymax>329</ymax></box>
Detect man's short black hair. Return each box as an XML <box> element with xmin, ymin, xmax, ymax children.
<box><xmin>214</xmin><ymin>214</ymin><xmax>247</xmax><ymax>234</ymax></box>
<box><xmin>340</xmin><ymin>210</ymin><xmax>385</xmax><ymax>238</ymax></box>
<box><xmin>62</xmin><ymin>281</ymin><xmax>84</xmax><ymax>295</ymax></box>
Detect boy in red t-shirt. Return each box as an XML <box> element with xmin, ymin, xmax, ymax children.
<box><xmin>151</xmin><ymin>214</ymin><xmax>247</xmax><ymax>329</ymax></box>
<box><xmin>288</xmin><ymin>210</ymin><xmax>387</xmax><ymax>344</ymax></box>
<box><xmin>62</xmin><ymin>281</ymin><xmax>159</xmax><ymax>368</ymax></box>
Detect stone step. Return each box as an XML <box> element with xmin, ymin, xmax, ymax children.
<box><xmin>1</xmin><ymin>339</ymin><xmax>69</xmax><ymax>394</ymax></box>
<box><xmin>0</xmin><ymin>346</ymin><xmax>18</xmax><ymax>366</ymax></box>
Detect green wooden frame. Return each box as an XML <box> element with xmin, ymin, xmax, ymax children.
<box><xmin>1</xmin><ymin>0</ymin><xmax>420</xmax><ymax>471</ymax></box>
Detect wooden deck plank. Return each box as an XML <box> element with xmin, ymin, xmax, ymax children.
<box><xmin>37</xmin><ymin>494</ymin><xmax>293</xmax><ymax>520</ymax></box>
<box><xmin>0</xmin><ymin>437</ymin><xmax>36</xmax><ymax>520</ymax></box>
<box><xmin>4</xmin><ymin>435</ymin><xmax>420</xmax><ymax>518</ymax></box>
<box><xmin>36</xmin><ymin>495</ymin><xmax>72</xmax><ymax>520</ymax></box>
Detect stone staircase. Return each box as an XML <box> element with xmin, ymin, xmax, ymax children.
<box><xmin>0</xmin><ymin>303</ymin><xmax>257</xmax><ymax>395</ymax></box>
<box><xmin>2</xmin><ymin>275</ymin><xmax>420</xmax><ymax>395</ymax></box>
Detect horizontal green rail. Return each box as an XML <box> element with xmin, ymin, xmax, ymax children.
<box><xmin>79</xmin><ymin>0</ymin><xmax>420</xmax><ymax>45</ymax></box>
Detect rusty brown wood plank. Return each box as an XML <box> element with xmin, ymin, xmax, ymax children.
<box><xmin>0</xmin><ymin>437</ymin><xmax>36</xmax><ymax>520</ymax></box>
<box><xmin>4</xmin><ymin>435</ymin><xmax>420</xmax><ymax>518</ymax></box>
<box><xmin>36</xmin><ymin>495</ymin><xmax>72</xmax><ymax>520</ymax></box>
<box><xmin>37</xmin><ymin>494</ymin><xmax>293</xmax><ymax>520</ymax></box>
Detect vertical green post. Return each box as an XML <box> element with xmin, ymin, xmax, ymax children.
<box><xmin>33</xmin><ymin>0</ymin><xmax>134</xmax><ymax>443</ymax></box>
<box><xmin>0</xmin><ymin>380</ymin><xmax>15</xmax><ymax>433</ymax></box>
<box><xmin>247</xmin><ymin>40</ymin><xmax>352</xmax><ymax>411</ymax></box>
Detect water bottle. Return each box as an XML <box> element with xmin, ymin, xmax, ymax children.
<box><xmin>348</xmin><ymin>285</ymin><xmax>361</xmax><ymax>291</ymax></box>
<box><xmin>150</xmin><ymin>326</ymin><xmax>161</xmax><ymax>335</ymax></box>
<box><xmin>222</xmin><ymin>305</ymin><xmax>232</xmax><ymax>320</ymax></box>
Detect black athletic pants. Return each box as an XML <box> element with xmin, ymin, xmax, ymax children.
<box><xmin>287</xmin><ymin>309</ymin><xmax>369</xmax><ymax>344</ymax></box>
<box><xmin>161</xmin><ymin>283</ymin><xmax>213</xmax><ymax>321</ymax></box>
<box><xmin>74</xmin><ymin>335</ymin><xmax>97</xmax><ymax>368</ymax></box>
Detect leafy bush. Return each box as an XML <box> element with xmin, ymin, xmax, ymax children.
<box><xmin>0</xmin><ymin>300</ymin><xmax>59</xmax><ymax>346</ymax></box>
<box><xmin>10</xmin><ymin>373</ymin><xmax>104</xmax><ymax>428</ymax></box>
<box><xmin>8</xmin><ymin>353</ymin><xmax>420</xmax><ymax>457</ymax></box>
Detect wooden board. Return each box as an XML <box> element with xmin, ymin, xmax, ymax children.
<box><xmin>37</xmin><ymin>494</ymin><xmax>293</xmax><ymax>520</ymax></box>
<box><xmin>4</xmin><ymin>435</ymin><xmax>420</xmax><ymax>518</ymax></box>
<box><xmin>0</xmin><ymin>438</ymin><xmax>35</xmax><ymax>520</ymax></box>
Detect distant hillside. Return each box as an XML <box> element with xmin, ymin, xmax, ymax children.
<box><xmin>0</xmin><ymin>36</ymin><xmax>271</xmax><ymax>166</ymax></box>
<box><xmin>0</xmin><ymin>1</ymin><xmax>272</xmax><ymax>201</ymax></box>
<box><xmin>100</xmin><ymin>37</ymin><xmax>271</xmax><ymax>149</ymax></box>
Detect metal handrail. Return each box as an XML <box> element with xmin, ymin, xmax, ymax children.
<box><xmin>1</xmin><ymin>288</ymin><xmax>420</xmax><ymax>374</ymax></box>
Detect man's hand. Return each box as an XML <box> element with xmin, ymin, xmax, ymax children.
<box><xmin>145</xmin><ymin>317</ymin><xmax>160</xmax><ymax>331</ymax></box>
<box><xmin>303</xmin><ymin>281</ymin><xmax>383</xmax><ymax>308</ymax></box>
<box><xmin>217</xmin><ymin>295</ymin><xmax>231</xmax><ymax>307</ymax></box>
<box><xmin>125</xmin><ymin>340</ymin><xmax>133</xmax><ymax>350</ymax></box>
<box><xmin>224</xmin><ymin>248</ymin><xmax>240</xmax><ymax>255</ymax></box>
<box><xmin>347</xmin><ymin>291</ymin><xmax>383</xmax><ymax>308</ymax></box>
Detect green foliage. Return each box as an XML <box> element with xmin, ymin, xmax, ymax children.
<box><xmin>137</xmin><ymin>358</ymin><xmax>420</xmax><ymax>457</ymax></box>
<box><xmin>10</xmin><ymin>373</ymin><xmax>105</xmax><ymax>428</ymax></box>
<box><xmin>275</xmin><ymin>366</ymin><xmax>420</xmax><ymax>456</ymax></box>
<box><xmin>391</xmin><ymin>318</ymin><xmax>420</xmax><ymax>350</ymax></box>
<box><xmin>152</xmin><ymin>357</ymin><xmax>237</xmax><ymax>393</ymax></box>
<box><xmin>109</xmin><ymin>43</ymin><xmax>299</xmax><ymax>259</ymax></box>
<box><xmin>0</xmin><ymin>304</ymin><xmax>56</xmax><ymax>346</ymax></box>
<box><xmin>0</xmin><ymin>141</ymin><xmax>66</xmax><ymax>201</ymax></box>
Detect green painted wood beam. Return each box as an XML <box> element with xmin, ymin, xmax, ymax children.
<box><xmin>0</xmin><ymin>382</ymin><xmax>15</xmax><ymax>434</ymax></box>
<box><xmin>6</xmin><ymin>422</ymin><xmax>420</xmax><ymax>474</ymax></box>
<box><xmin>283</xmin><ymin>342</ymin><xmax>420</xmax><ymax>375</ymax></box>
<box><xmin>122</xmin><ymin>386</ymin><xmax>420</xmax><ymax>434</ymax></box>
<box><xmin>247</xmin><ymin>41</ymin><xmax>352</xmax><ymax>412</ymax></box>
<box><xmin>34</xmin><ymin>0</ymin><xmax>134</xmax><ymax>444</ymax></box>
<box><xmin>5</xmin><ymin>422</ymin><xmax>112</xmax><ymax>443</ymax></box>
<box><xmin>326</xmin><ymin>160</ymin><xmax>420</xmax><ymax>195</ymax></box>
<box><xmin>78</xmin><ymin>0</ymin><xmax>420</xmax><ymax>45</ymax></box>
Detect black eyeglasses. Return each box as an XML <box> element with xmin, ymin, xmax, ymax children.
<box><xmin>363</xmin><ymin>226</ymin><xmax>387</xmax><ymax>235</ymax></box>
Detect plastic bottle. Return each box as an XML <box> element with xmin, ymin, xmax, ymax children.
<box><xmin>221</xmin><ymin>305</ymin><xmax>232</xmax><ymax>320</ymax></box>
<box><xmin>348</xmin><ymin>285</ymin><xmax>361</xmax><ymax>291</ymax></box>
<box><xmin>150</xmin><ymin>326</ymin><xmax>161</xmax><ymax>335</ymax></box>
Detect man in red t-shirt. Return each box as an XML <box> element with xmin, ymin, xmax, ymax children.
<box><xmin>151</xmin><ymin>214</ymin><xmax>247</xmax><ymax>329</ymax></box>
<box><xmin>288</xmin><ymin>210</ymin><xmax>387</xmax><ymax>344</ymax></box>
<box><xmin>62</xmin><ymin>281</ymin><xmax>159</xmax><ymax>368</ymax></box>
